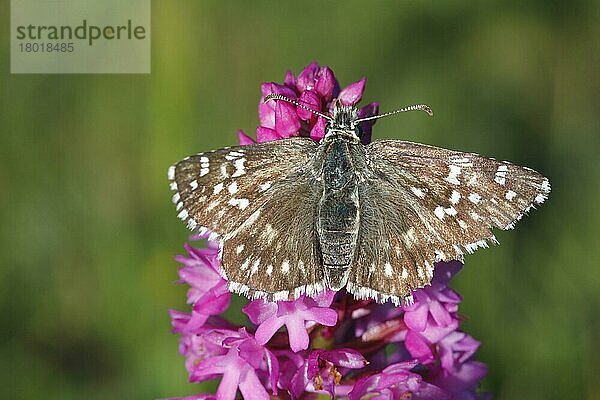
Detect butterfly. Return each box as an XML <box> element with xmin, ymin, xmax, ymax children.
<box><xmin>168</xmin><ymin>94</ymin><xmax>550</xmax><ymax>305</ymax></box>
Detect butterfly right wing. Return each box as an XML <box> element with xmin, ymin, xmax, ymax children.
<box><xmin>348</xmin><ymin>139</ymin><xmax>550</xmax><ymax>305</ymax></box>
<box><xmin>168</xmin><ymin>137</ymin><xmax>325</xmax><ymax>300</ymax></box>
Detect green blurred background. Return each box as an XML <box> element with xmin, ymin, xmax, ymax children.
<box><xmin>2</xmin><ymin>1</ymin><xmax>599</xmax><ymax>399</ymax></box>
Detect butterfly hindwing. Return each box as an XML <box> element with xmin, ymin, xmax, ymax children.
<box><xmin>169</xmin><ymin>137</ymin><xmax>325</xmax><ymax>300</ymax></box>
<box><xmin>348</xmin><ymin>176</ymin><xmax>438</xmax><ymax>304</ymax></box>
<box><xmin>221</xmin><ymin>168</ymin><xmax>325</xmax><ymax>300</ymax></box>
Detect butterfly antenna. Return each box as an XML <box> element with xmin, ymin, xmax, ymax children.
<box><xmin>355</xmin><ymin>104</ymin><xmax>434</xmax><ymax>123</ymax></box>
<box><xmin>264</xmin><ymin>93</ymin><xmax>332</xmax><ymax>121</ymax></box>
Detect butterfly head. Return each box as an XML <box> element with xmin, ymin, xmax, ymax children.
<box><xmin>326</xmin><ymin>100</ymin><xmax>360</xmax><ymax>141</ymax></box>
<box><xmin>263</xmin><ymin>93</ymin><xmax>434</xmax><ymax>143</ymax></box>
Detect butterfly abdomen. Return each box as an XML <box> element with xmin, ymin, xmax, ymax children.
<box><xmin>318</xmin><ymin>139</ymin><xmax>361</xmax><ymax>290</ymax></box>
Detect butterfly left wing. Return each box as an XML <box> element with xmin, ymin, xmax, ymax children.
<box><xmin>168</xmin><ymin>137</ymin><xmax>326</xmax><ymax>300</ymax></box>
<box><xmin>348</xmin><ymin>139</ymin><xmax>551</xmax><ymax>305</ymax></box>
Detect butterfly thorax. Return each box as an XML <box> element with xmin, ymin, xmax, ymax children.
<box><xmin>317</xmin><ymin>108</ymin><xmax>363</xmax><ymax>289</ymax></box>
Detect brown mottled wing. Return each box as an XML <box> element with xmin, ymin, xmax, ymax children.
<box><xmin>220</xmin><ymin>167</ymin><xmax>325</xmax><ymax>300</ymax></box>
<box><xmin>348</xmin><ymin>140</ymin><xmax>551</xmax><ymax>305</ymax></box>
<box><xmin>168</xmin><ymin>137</ymin><xmax>324</xmax><ymax>300</ymax></box>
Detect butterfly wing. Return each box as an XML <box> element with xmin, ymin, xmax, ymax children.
<box><xmin>348</xmin><ymin>140</ymin><xmax>551</xmax><ymax>305</ymax></box>
<box><xmin>220</xmin><ymin>166</ymin><xmax>326</xmax><ymax>300</ymax></box>
<box><xmin>168</xmin><ymin>137</ymin><xmax>325</xmax><ymax>300</ymax></box>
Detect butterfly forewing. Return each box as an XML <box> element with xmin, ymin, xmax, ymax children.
<box><xmin>169</xmin><ymin>137</ymin><xmax>317</xmax><ymax>234</ymax></box>
<box><xmin>169</xmin><ymin>137</ymin><xmax>325</xmax><ymax>300</ymax></box>
<box><xmin>368</xmin><ymin>140</ymin><xmax>550</xmax><ymax>232</ymax></box>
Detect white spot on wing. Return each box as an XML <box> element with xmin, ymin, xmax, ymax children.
<box><xmin>232</xmin><ymin>158</ymin><xmax>246</xmax><ymax>177</ymax></box>
<box><xmin>468</xmin><ymin>193</ymin><xmax>481</xmax><ymax>204</ymax></box>
<box><xmin>220</xmin><ymin>163</ymin><xmax>230</xmax><ymax>178</ymax></box>
<box><xmin>250</xmin><ymin>258</ymin><xmax>261</xmax><ymax>275</ymax></box>
<box><xmin>281</xmin><ymin>260</ymin><xmax>290</xmax><ymax>274</ymax></box>
<box><xmin>236</xmin><ymin>244</ymin><xmax>244</xmax><ymax>254</ymax></box>
<box><xmin>228</xmin><ymin>198</ymin><xmax>250</xmax><ymax>210</ymax></box>
<box><xmin>200</xmin><ymin>168</ymin><xmax>209</xmax><ymax>177</ymax></box>
<box><xmin>450</xmin><ymin>190</ymin><xmax>461</xmax><ymax>204</ymax></box>
<box><xmin>411</xmin><ymin>187</ymin><xmax>425</xmax><ymax>198</ymax></box>
<box><xmin>495</xmin><ymin>165</ymin><xmax>508</xmax><ymax>185</ymax></box>
<box><xmin>241</xmin><ymin>258</ymin><xmax>250</xmax><ymax>271</ymax></box>
<box><xmin>264</xmin><ymin>223</ymin><xmax>278</xmax><ymax>243</ymax></box>
<box><xmin>225</xmin><ymin>151</ymin><xmax>245</xmax><ymax>160</ymax></box>
<box><xmin>434</xmin><ymin>249</ymin><xmax>445</xmax><ymax>261</ymax></box>
<box><xmin>444</xmin><ymin>206</ymin><xmax>457</xmax><ymax>216</ymax></box>
<box><xmin>259</xmin><ymin>182</ymin><xmax>272</xmax><ymax>192</ymax></box>
<box><xmin>401</xmin><ymin>268</ymin><xmax>408</xmax><ymax>279</ymax></box>
<box><xmin>417</xmin><ymin>262</ymin><xmax>426</xmax><ymax>279</ymax></box>
<box><xmin>425</xmin><ymin>261</ymin><xmax>435</xmax><ymax>277</ymax></box>
<box><xmin>213</xmin><ymin>182</ymin><xmax>224</xmax><ymax>194</ymax></box>
<box><xmin>505</xmin><ymin>190</ymin><xmax>517</xmax><ymax>200</ymax></box>
<box><xmin>190</xmin><ymin>180</ymin><xmax>198</xmax><ymax>190</ymax></box>
<box><xmin>228</xmin><ymin>181</ymin><xmax>239</xmax><ymax>194</ymax></box>
<box><xmin>470</xmin><ymin>211</ymin><xmax>482</xmax><ymax>221</ymax></box>
<box><xmin>384</xmin><ymin>262</ymin><xmax>393</xmax><ymax>277</ymax></box>
<box><xmin>168</xmin><ymin>165</ymin><xmax>175</xmax><ymax>180</ymax></box>
<box><xmin>206</xmin><ymin>201</ymin><xmax>218</xmax><ymax>212</ymax></box>
<box><xmin>434</xmin><ymin>206</ymin><xmax>445</xmax><ymax>220</ymax></box>
<box><xmin>445</xmin><ymin>165</ymin><xmax>461</xmax><ymax>185</ymax></box>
